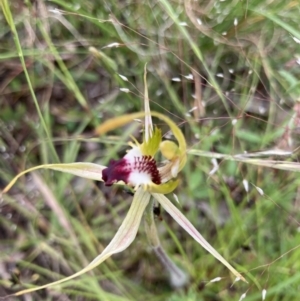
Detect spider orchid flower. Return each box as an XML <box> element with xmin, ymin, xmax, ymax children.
<box><xmin>1</xmin><ymin>108</ymin><xmax>245</xmax><ymax>298</ymax></box>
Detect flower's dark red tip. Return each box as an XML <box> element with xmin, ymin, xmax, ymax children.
<box><xmin>102</xmin><ymin>159</ymin><xmax>130</xmax><ymax>186</ymax></box>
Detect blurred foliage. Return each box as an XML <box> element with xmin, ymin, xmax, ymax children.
<box><xmin>1</xmin><ymin>0</ymin><xmax>300</xmax><ymax>300</ymax></box>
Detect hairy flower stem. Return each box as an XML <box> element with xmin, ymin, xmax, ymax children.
<box><xmin>144</xmin><ymin>199</ymin><xmax>188</xmax><ymax>288</ymax></box>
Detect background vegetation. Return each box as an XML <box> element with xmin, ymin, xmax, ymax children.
<box><xmin>1</xmin><ymin>0</ymin><xmax>300</xmax><ymax>300</ymax></box>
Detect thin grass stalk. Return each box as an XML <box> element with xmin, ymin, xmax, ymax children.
<box><xmin>0</xmin><ymin>0</ymin><xmax>59</xmax><ymax>162</ymax></box>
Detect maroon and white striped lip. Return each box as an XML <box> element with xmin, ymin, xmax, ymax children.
<box><xmin>102</xmin><ymin>147</ymin><xmax>161</xmax><ymax>187</ymax></box>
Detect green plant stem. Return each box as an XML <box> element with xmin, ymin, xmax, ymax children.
<box><xmin>144</xmin><ymin>199</ymin><xmax>188</xmax><ymax>288</ymax></box>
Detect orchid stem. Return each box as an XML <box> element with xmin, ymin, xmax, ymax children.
<box><xmin>144</xmin><ymin>199</ymin><xmax>188</xmax><ymax>288</ymax></box>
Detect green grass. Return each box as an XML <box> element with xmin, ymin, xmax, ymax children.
<box><xmin>1</xmin><ymin>0</ymin><xmax>300</xmax><ymax>300</ymax></box>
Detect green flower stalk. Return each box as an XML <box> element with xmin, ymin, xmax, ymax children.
<box><xmin>1</xmin><ymin>77</ymin><xmax>246</xmax><ymax>298</ymax></box>
<box><xmin>144</xmin><ymin>199</ymin><xmax>188</xmax><ymax>288</ymax></box>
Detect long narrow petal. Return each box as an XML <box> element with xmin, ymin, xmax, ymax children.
<box><xmin>2</xmin><ymin>163</ymin><xmax>106</xmax><ymax>194</ymax></box>
<box><xmin>152</xmin><ymin>193</ymin><xmax>247</xmax><ymax>282</ymax></box>
<box><xmin>8</xmin><ymin>187</ymin><xmax>150</xmax><ymax>297</ymax></box>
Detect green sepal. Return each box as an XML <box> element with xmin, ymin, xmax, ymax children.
<box><xmin>160</xmin><ymin>140</ymin><xmax>180</xmax><ymax>160</ymax></box>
